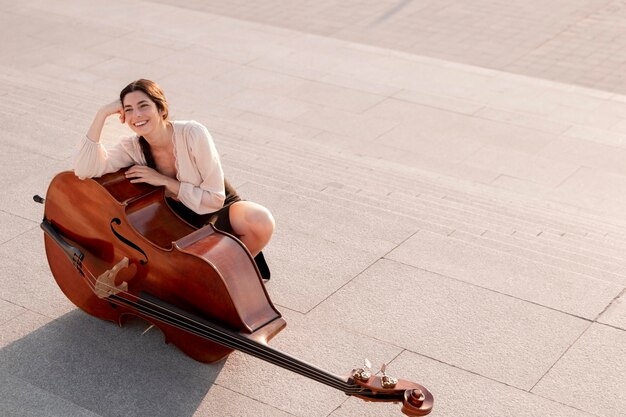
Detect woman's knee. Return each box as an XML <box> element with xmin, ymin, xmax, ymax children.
<box><xmin>249</xmin><ymin>206</ymin><xmax>275</xmax><ymax>240</ymax></box>
<box><xmin>232</xmin><ymin>202</ymin><xmax>275</xmax><ymax>240</ymax></box>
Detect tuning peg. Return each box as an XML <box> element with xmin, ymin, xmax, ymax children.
<box><xmin>352</xmin><ymin>358</ymin><xmax>373</xmax><ymax>381</ymax></box>
<box><xmin>379</xmin><ymin>363</ymin><xmax>398</xmax><ymax>388</ymax></box>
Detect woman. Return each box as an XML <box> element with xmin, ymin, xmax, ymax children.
<box><xmin>74</xmin><ymin>79</ymin><xmax>274</xmax><ymax>279</ymax></box>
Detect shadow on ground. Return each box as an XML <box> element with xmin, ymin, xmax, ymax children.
<box><xmin>0</xmin><ymin>310</ymin><xmax>223</xmax><ymax>417</ymax></box>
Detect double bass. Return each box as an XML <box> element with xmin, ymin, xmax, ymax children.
<box><xmin>36</xmin><ymin>168</ymin><xmax>433</xmax><ymax>416</ymax></box>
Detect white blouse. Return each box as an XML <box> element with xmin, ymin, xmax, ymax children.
<box><xmin>73</xmin><ymin>120</ymin><xmax>226</xmax><ymax>214</ymax></box>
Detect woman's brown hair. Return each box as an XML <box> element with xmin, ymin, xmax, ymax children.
<box><xmin>120</xmin><ymin>79</ymin><xmax>169</xmax><ymax>120</ymax></box>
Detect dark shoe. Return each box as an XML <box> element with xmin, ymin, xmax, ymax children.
<box><xmin>254</xmin><ymin>251</ymin><xmax>271</xmax><ymax>281</ymax></box>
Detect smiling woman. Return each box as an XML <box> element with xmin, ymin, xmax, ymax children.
<box><xmin>74</xmin><ymin>79</ymin><xmax>273</xmax><ymax>279</ymax></box>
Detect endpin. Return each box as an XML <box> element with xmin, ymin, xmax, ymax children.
<box><xmin>141</xmin><ymin>324</ymin><xmax>155</xmax><ymax>335</ymax></box>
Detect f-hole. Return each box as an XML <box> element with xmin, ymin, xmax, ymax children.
<box><xmin>110</xmin><ymin>218</ymin><xmax>148</xmax><ymax>265</ymax></box>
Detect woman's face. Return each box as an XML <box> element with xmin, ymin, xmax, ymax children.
<box><xmin>122</xmin><ymin>91</ymin><xmax>165</xmax><ymax>136</ymax></box>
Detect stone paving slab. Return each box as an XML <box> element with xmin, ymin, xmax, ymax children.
<box><xmin>0</xmin><ymin>228</ymin><xmax>76</xmax><ymax>319</ymax></box>
<box><xmin>0</xmin><ymin>160</ymin><xmax>70</xmax><ymax>224</ymax></box>
<box><xmin>189</xmin><ymin>0</ymin><xmax>624</xmax><ymax>92</ymax></box>
<box><xmin>192</xmin><ymin>385</ymin><xmax>294</xmax><ymax>417</ymax></box>
<box><xmin>254</xmin><ymin>222</ymin><xmax>386</xmax><ymax>313</ymax></box>
<box><xmin>450</xmin><ymin>230</ymin><xmax>626</xmax><ymax>285</ymax></box>
<box><xmin>386</xmin><ymin>230</ymin><xmax>623</xmax><ymax>319</ymax></box>
<box><xmin>223</xmin><ymin>89</ymin><xmax>320</xmax><ymax>122</ymax></box>
<box><xmin>308</xmin><ymin>259</ymin><xmax>590</xmax><ymax>391</ymax></box>
<box><xmin>1</xmin><ymin>1</ymin><xmax>626</xmax><ymax>417</ymax></box>
<box><xmin>365</xmin><ymin>98</ymin><xmax>558</xmax><ymax>156</ymax></box>
<box><xmin>0</xmin><ymin>299</ymin><xmax>26</xmax><ymax>326</ymax></box>
<box><xmin>1</xmin><ymin>373</ymin><xmax>101</xmax><ymax>417</ymax></box>
<box><xmin>0</xmin><ymin>313</ymin><xmax>219</xmax><ymax>417</ymax></box>
<box><xmin>0</xmin><ymin>143</ymin><xmax>58</xmax><ymax>191</ymax></box>
<box><xmin>288</xmin><ymin>80</ymin><xmax>388</xmax><ymax>113</ymax></box>
<box><xmin>538</xmin><ymin>136</ymin><xmax>626</xmax><ymax>176</ymax></box>
<box><xmin>0</xmin><ymin>310</ymin><xmax>51</xmax><ymax>349</ymax></box>
<box><xmin>234</xmin><ymin>181</ymin><xmax>422</xmax><ymax>313</ymax></box>
<box><xmin>168</xmin><ymin>0</ymin><xmax>626</xmax><ymax>93</ymax></box>
<box><xmin>532</xmin><ymin>323</ymin><xmax>626</xmax><ymax>417</ymax></box>
<box><xmin>464</xmin><ymin>145</ymin><xmax>581</xmax><ymax>188</ymax></box>
<box><xmin>558</xmin><ymin>167</ymin><xmax>626</xmax><ymax>212</ymax></box>
<box><xmin>331</xmin><ymin>350</ymin><xmax>598</xmax><ymax>417</ymax></box>
<box><xmin>0</xmin><ymin>212</ymin><xmax>36</xmax><ymax>246</ymax></box>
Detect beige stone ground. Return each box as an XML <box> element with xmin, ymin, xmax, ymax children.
<box><xmin>1</xmin><ymin>1</ymin><xmax>625</xmax><ymax>416</ymax></box>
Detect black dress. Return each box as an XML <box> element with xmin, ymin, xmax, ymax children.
<box><xmin>140</xmin><ymin>137</ymin><xmax>270</xmax><ymax>280</ymax></box>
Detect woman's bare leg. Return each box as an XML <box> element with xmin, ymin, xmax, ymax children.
<box><xmin>228</xmin><ymin>201</ymin><xmax>275</xmax><ymax>256</ymax></box>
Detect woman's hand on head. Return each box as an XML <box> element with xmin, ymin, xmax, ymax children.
<box><xmin>99</xmin><ymin>100</ymin><xmax>125</xmax><ymax>124</ymax></box>
<box><xmin>85</xmin><ymin>100</ymin><xmax>126</xmax><ymax>144</ymax></box>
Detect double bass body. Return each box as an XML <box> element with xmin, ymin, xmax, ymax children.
<box><xmin>42</xmin><ymin>168</ymin><xmax>286</xmax><ymax>363</ymax></box>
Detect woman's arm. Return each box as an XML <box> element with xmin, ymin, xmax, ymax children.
<box><xmin>74</xmin><ymin>101</ymin><xmax>137</xmax><ymax>179</ymax></box>
<box><xmin>86</xmin><ymin>100</ymin><xmax>125</xmax><ymax>144</ymax></box>
<box><xmin>176</xmin><ymin>122</ymin><xmax>226</xmax><ymax>214</ymax></box>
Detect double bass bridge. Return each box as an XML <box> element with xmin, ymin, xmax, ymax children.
<box><xmin>94</xmin><ymin>257</ymin><xmax>130</xmax><ymax>299</ymax></box>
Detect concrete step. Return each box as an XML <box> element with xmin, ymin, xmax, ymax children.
<box><xmin>0</xmin><ymin>64</ymin><xmax>108</xmax><ymax>103</ymax></box>
<box><xmin>232</xmin><ymin>164</ymin><xmax>625</xmax><ymax>317</ymax></box>
<box><xmin>215</xmin><ymin>117</ymin><xmax>626</xmax><ymax>241</ymax></box>
<box><xmin>482</xmin><ymin>230</ymin><xmax>624</xmax><ymax>274</ymax></box>
<box><xmin>382</xmin><ymin>189</ymin><xmax>626</xmax><ymax>256</ymax></box>
<box><xmin>438</xmin><ymin>192</ymin><xmax>619</xmax><ymax>242</ymax></box>
<box><xmin>5</xmin><ymin>62</ymin><xmax>625</xmax><ymax>263</ymax></box>
<box><xmin>510</xmin><ymin>230</ymin><xmax>626</xmax><ymax>273</ymax></box>
<box><xmin>449</xmin><ymin>230</ymin><xmax>625</xmax><ymax>286</ymax></box>
<box><xmin>219</xmin><ymin>135</ymin><xmax>626</xmax><ymax>260</ymax></box>
<box><xmin>226</xmin><ymin>156</ymin><xmax>626</xmax><ymax>277</ymax></box>
<box><xmin>214</xmin><ymin>125</ymin><xmax>624</xmax><ymax>260</ymax></box>
<box><xmin>220</xmin><ymin>136</ymin><xmax>559</xmax><ymax>235</ymax></box>
<box><xmin>385</xmin><ymin>229</ymin><xmax>623</xmax><ymax>320</ymax></box>
<box><xmin>8</xmin><ymin>61</ymin><xmax>623</xmax><ymax>244</ymax></box>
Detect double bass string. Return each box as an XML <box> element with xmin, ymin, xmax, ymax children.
<box><xmin>121</xmin><ymin>292</ymin><xmax>365</xmax><ymax>394</ymax></box>
<box><xmin>74</xmin><ymin>258</ymin><xmax>370</xmax><ymax>396</ymax></box>
<box><xmin>128</xmin><ymin>294</ymin><xmax>364</xmax><ymax>394</ymax></box>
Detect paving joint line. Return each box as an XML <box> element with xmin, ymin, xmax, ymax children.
<box><xmin>384</xmin><ymin>257</ymin><xmax>598</xmax><ymax>323</ymax></box>
<box><xmin>0</xmin><ymin>223</ymin><xmax>41</xmax><ymax>248</ymax></box>
<box><xmin>593</xmin><ymin>286</ymin><xmax>626</xmax><ymax>323</ymax></box>
<box><xmin>304</xmin><ymin>228</ymin><xmax>421</xmax><ymax>315</ymax></box>
<box><xmin>528</xmin><ymin>320</ymin><xmax>593</xmax><ymax>393</ymax></box>
<box><xmin>213</xmin><ymin>382</ymin><xmax>300</xmax><ymax>417</ymax></box>
<box><xmin>401</xmin><ymin>343</ymin><xmax>607</xmax><ymax>417</ymax></box>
